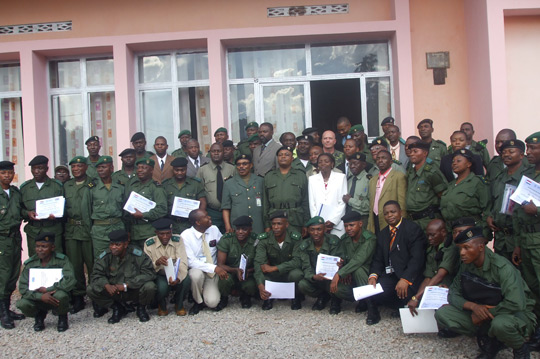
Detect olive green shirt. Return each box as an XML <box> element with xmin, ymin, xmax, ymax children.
<box><xmin>346</xmin><ymin>171</ymin><xmax>371</xmax><ymax>216</ymax></box>
<box><xmin>423</xmin><ymin>239</ymin><xmax>459</xmax><ymax>287</ymax></box>
<box><xmin>217</xmin><ymin>232</ymin><xmax>258</xmax><ymax>269</ymax></box>
<box><xmin>0</xmin><ymin>185</ymin><xmax>23</xmax><ymax>233</ymax></box>
<box><xmin>86</xmin><ymin>156</ymin><xmax>99</xmax><ymax>179</ymax></box>
<box><xmin>81</xmin><ymin>179</ymin><xmax>125</xmax><ymax>227</ymax></box>
<box><xmin>196</xmin><ymin>161</ymin><xmax>236</xmax><ymax>210</ymax></box>
<box><xmin>112</xmin><ymin>169</ymin><xmax>136</xmax><ymax>186</ymax></box>
<box><xmin>512</xmin><ymin>171</ymin><xmax>540</xmax><ymax>249</ymax></box>
<box><xmin>406</xmin><ymin>162</ymin><xmax>448</xmax><ymax>212</ymax></box>
<box><xmin>440</xmin><ymin>172</ymin><xmax>489</xmax><ymax>223</ymax></box>
<box><xmin>426</xmin><ymin>139</ymin><xmax>447</xmax><ymax>166</ymax></box>
<box><xmin>296</xmin><ymin>234</ymin><xmax>341</xmax><ymax>280</ymax></box>
<box><xmin>221</xmin><ymin>174</ymin><xmax>264</xmax><ymax>234</ymax></box>
<box><xmin>337</xmin><ymin>230</ymin><xmax>377</xmax><ymax>277</ymax></box>
<box><xmin>20</xmin><ymin>177</ymin><xmax>64</xmax><ymax>238</ymax></box>
<box><xmin>469</xmin><ymin>140</ymin><xmax>491</xmax><ymax>169</ymax></box>
<box><xmin>64</xmin><ymin>177</ymin><xmax>93</xmax><ymax>241</ymax></box>
<box><xmin>171</xmin><ymin>148</ymin><xmax>188</xmax><ymax>158</ymax></box>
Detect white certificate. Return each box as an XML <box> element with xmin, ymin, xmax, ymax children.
<box><xmin>239</xmin><ymin>254</ymin><xmax>247</xmax><ymax>280</ymax></box>
<box><xmin>265</xmin><ymin>280</ymin><xmax>295</xmax><ymax>299</ymax></box>
<box><xmin>418</xmin><ymin>286</ymin><xmax>449</xmax><ymax>310</ymax></box>
<box><xmin>500</xmin><ymin>184</ymin><xmax>517</xmax><ymax>215</ymax></box>
<box><xmin>399</xmin><ymin>308</ymin><xmax>439</xmax><ymax>334</ymax></box>
<box><xmin>171</xmin><ymin>196</ymin><xmax>200</xmax><ymax>218</ymax></box>
<box><xmin>164</xmin><ymin>257</ymin><xmax>181</xmax><ymax>282</ymax></box>
<box><xmin>315</xmin><ymin>253</ymin><xmax>340</xmax><ymax>280</ymax></box>
<box><xmin>29</xmin><ymin>268</ymin><xmax>63</xmax><ymax>290</ymax></box>
<box><xmin>510</xmin><ymin>176</ymin><xmax>540</xmax><ymax>205</ymax></box>
<box><xmin>353</xmin><ymin>283</ymin><xmax>384</xmax><ymax>301</ymax></box>
<box><xmin>35</xmin><ymin>196</ymin><xmax>65</xmax><ymax>219</ymax></box>
<box><xmin>123</xmin><ymin>191</ymin><xmax>156</xmax><ymax>214</ymax></box>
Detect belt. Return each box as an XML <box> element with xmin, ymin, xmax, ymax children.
<box><xmin>498</xmin><ymin>227</ymin><xmax>514</xmax><ymax>235</ymax></box>
<box><xmin>68</xmin><ymin>218</ymin><xmax>83</xmax><ymax>226</ymax></box>
<box><xmin>93</xmin><ymin>218</ymin><xmax>122</xmax><ymax>226</ymax></box>
<box><xmin>409</xmin><ymin>206</ymin><xmax>440</xmax><ymax>221</ymax></box>
<box><xmin>29</xmin><ymin>220</ymin><xmax>58</xmax><ymax>228</ymax></box>
<box><xmin>523</xmin><ymin>224</ymin><xmax>540</xmax><ymax>234</ymax></box>
<box><xmin>270</xmin><ymin>203</ymin><xmax>300</xmax><ymax>210</ymax></box>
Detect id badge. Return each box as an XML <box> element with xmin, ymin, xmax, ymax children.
<box><xmin>198</xmin><ymin>255</ymin><xmax>206</xmax><ymax>261</ymax></box>
<box><xmin>385</xmin><ymin>266</ymin><xmax>394</xmax><ymax>274</ymax></box>
<box><xmin>256</xmin><ymin>196</ymin><xmax>262</xmax><ymax>207</ymax></box>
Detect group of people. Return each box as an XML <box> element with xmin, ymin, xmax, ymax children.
<box><xmin>1</xmin><ymin>116</ymin><xmax>540</xmax><ymax>358</ymax></box>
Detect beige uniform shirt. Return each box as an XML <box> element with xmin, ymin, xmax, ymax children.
<box><xmin>143</xmin><ymin>234</ymin><xmax>188</xmax><ymax>281</ymax></box>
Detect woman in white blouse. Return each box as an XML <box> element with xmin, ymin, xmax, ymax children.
<box><xmin>308</xmin><ymin>153</ymin><xmax>347</xmax><ymax>237</ymax></box>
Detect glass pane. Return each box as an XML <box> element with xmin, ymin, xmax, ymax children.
<box><xmin>1</xmin><ymin>98</ymin><xmax>24</xmax><ymax>185</ymax></box>
<box><xmin>366</xmin><ymin>77</ymin><xmax>391</xmax><ymax>138</ymax></box>
<box><xmin>141</xmin><ymin>90</ymin><xmax>173</xmax><ymax>148</ymax></box>
<box><xmin>228</xmin><ymin>46</ymin><xmax>306</xmax><ymax>79</ymax></box>
<box><xmin>86</xmin><ymin>58</ymin><xmax>114</xmax><ymax>86</ymax></box>
<box><xmin>229</xmin><ymin>84</ymin><xmax>255</xmax><ymax>143</ymax></box>
<box><xmin>178</xmin><ymin>87</ymin><xmax>212</xmax><ymax>154</ymax></box>
<box><xmin>89</xmin><ymin>92</ymin><xmax>116</xmax><ymax>157</ymax></box>
<box><xmin>0</xmin><ymin>64</ymin><xmax>21</xmax><ymax>92</ymax></box>
<box><xmin>311</xmin><ymin>43</ymin><xmax>389</xmax><ymax>75</ymax></box>
<box><xmin>49</xmin><ymin>60</ymin><xmax>81</xmax><ymax>88</ymax></box>
<box><xmin>262</xmin><ymin>84</ymin><xmax>305</xmax><ymax>137</ymax></box>
<box><xmin>177</xmin><ymin>53</ymin><xmax>209</xmax><ymax>81</ymax></box>
<box><xmin>138</xmin><ymin>55</ymin><xmax>171</xmax><ymax>84</ymax></box>
<box><xmin>53</xmin><ymin>94</ymin><xmax>83</xmax><ymax>165</ymax></box>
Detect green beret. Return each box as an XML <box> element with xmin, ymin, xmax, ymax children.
<box><xmin>500</xmin><ymin>139</ymin><xmax>525</xmax><ymax>153</ymax></box>
<box><xmin>247</xmin><ymin>134</ymin><xmax>260</xmax><ymax>143</ymax></box>
<box><xmin>348</xmin><ymin>124</ymin><xmax>364</xmax><ymax>135</ymax></box>
<box><xmin>306</xmin><ymin>216</ymin><xmax>325</xmax><ymax>227</ymax></box>
<box><xmin>69</xmin><ymin>156</ymin><xmax>88</xmax><ymax>165</ymax></box>
<box><xmin>95</xmin><ymin>156</ymin><xmax>113</xmax><ymax>166</ymax></box>
<box><xmin>245</xmin><ymin>122</ymin><xmax>259</xmax><ymax>130</ymax></box>
<box><xmin>214</xmin><ymin>127</ymin><xmax>228</xmax><ymax>136</ymax></box>
<box><xmin>85</xmin><ymin>136</ymin><xmax>100</xmax><ymax>145</ymax></box>
<box><xmin>525</xmin><ymin>132</ymin><xmax>540</xmax><ymax>144</ymax></box>
<box><xmin>35</xmin><ymin>232</ymin><xmax>55</xmax><ymax>243</ymax></box>
<box><xmin>454</xmin><ymin>226</ymin><xmax>484</xmax><ymax>244</ymax></box>
<box><xmin>178</xmin><ymin>130</ymin><xmax>191</xmax><ymax>138</ymax></box>
<box><xmin>135</xmin><ymin>157</ymin><xmax>155</xmax><ymax>167</ymax></box>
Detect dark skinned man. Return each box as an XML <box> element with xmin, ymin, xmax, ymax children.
<box><xmin>417</xmin><ymin>119</ymin><xmax>447</xmax><ymax>166</ymax></box>
<box><xmin>222</xmin><ymin>140</ymin><xmax>236</xmax><ymax>164</ymax></box>
<box><xmin>343</xmin><ymin>152</ymin><xmax>371</xmax><ymax>222</ymax></box>
<box><xmin>112</xmin><ymin>148</ymin><xmax>137</xmax><ymax>185</ymax></box>
<box><xmin>253</xmin><ymin>122</ymin><xmax>281</xmax><ymax>176</ymax></box>
<box><xmin>296</xmin><ymin>135</ymin><xmax>313</xmax><ymax>172</ymax></box>
<box><xmin>130</xmin><ymin>132</ymin><xmax>154</xmax><ymax>159</ymax></box>
<box><xmin>151</xmin><ymin>136</ymin><xmax>175</xmax><ymax>184</ymax></box>
<box><xmin>236</xmin><ymin>122</ymin><xmax>259</xmax><ymax>158</ymax></box>
<box><xmin>54</xmin><ymin>165</ymin><xmax>71</xmax><ymax>184</ymax></box>
<box><xmin>171</xmin><ymin>129</ymin><xmax>192</xmax><ymax>158</ymax></box>
<box><xmin>85</xmin><ymin>136</ymin><xmax>101</xmax><ymax>179</ymax></box>
<box><xmin>460</xmin><ymin>122</ymin><xmax>490</xmax><ymax>169</ymax></box>
<box><xmin>302</xmin><ymin>127</ymin><xmax>320</xmax><ymax>145</ymax></box>
<box><xmin>336</xmin><ymin>116</ymin><xmax>352</xmax><ymax>150</ymax></box>
<box><xmin>348</xmin><ymin>124</ymin><xmax>373</xmax><ymax>164</ymax></box>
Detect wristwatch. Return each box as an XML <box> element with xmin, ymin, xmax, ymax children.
<box><xmin>411</xmin><ymin>296</ymin><xmax>418</xmax><ymax>302</ymax></box>
<box><xmin>123</xmin><ymin>283</ymin><xmax>128</xmax><ymax>292</ymax></box>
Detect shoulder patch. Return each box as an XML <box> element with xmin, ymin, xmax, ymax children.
<box><xmin>424</xmin><ymin>164</ymin><xmax>432</xmax><ymax>171</ymax></box>
<box><xmin>171</xmin><ymin>235</ymin><xmax>180</xmax><ymax>242</ymax></box>
<box><xmin>99</xmin><ymin>250</ymin><xmax>108</xmax><ymax>259</ymax></box>
<box><xmin>55</xmin><ymin>252</ymin><xmax>66</xmax><ymax>259</ymax></box>
<box><xmin>191</xmin><ymin>177</ymin><xmax>201</xmax><ymax>183</ymax></box>
<box><xmin>87</xmin><ymin>180</ymin><xmax>95</xmax><ymax>188</ymax></box>
<box><xmin>426</xmin><ymin>157</ymin><xmax>434</xmax><ymax>165</ymax></box>
<box><xmin>20</xmin><ymin>180</ymin><xmax>32</xmax><ymax>189</ymax></box>
<box><xmin>299</xmin><ymin>240</ymin><xmax>309</xmax><ymax>251</ymax></box>
<box><xmin>367</xmin><ymin>174</ymin><xmax>373</xmax><ymax>180</ymax></box>
<box><xmin>145</xmin><ymin>238</ymin><xmax>155</xmax><ymax>246</ymax></box>
<box><xmin>222</xmin><ymin>232</ymin><xmax>234</xmax><ymax>240</ymax></box>
<box><xmin>290</xmin><ymin>231</ymin><xmax>301</xmax><ymax>241</ymax></box>
<box><xmin>476</xmin><ymin>140</ymin><xmax>487</xmax><ymax>150</ymax></box>
<box><xmin>257</xmin><ymin>232</ymin><xmax>269</xmax><ymax>240</ymax></box>
<box><xmin>132</xmin><ymin>248</ymin><xmax>143</xmax><ymax>256</ymax></box>
<box><xmin>399</xmin><ymin>137</ymin><xmax>406</xmax><ymax>144</ymax></box>
<box><xmin>478</xmin><ymin>176</ymin><xmax>488</xmax><ymax>185</ymax></box>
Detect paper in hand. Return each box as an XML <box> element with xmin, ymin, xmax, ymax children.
<box><xmin>353</xmin><ymin>283</ymin><xmax>383</xmax><ymax>301</ymax></box>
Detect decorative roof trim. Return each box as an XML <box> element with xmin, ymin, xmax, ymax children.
<box><xmin>0</xmin><ymin>21</ymin><xmax>72</xmax><ymax>35</ymax></box>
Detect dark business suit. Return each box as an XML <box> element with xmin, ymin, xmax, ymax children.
<box><xmin>370</xmin><ymin>218</ymin><xmax>425</xmax><ymax>307</ymax></box>
<box><xmin>186</xmin><ymin>156</ymin><xmax>210</xmax><ymax>178</ymax></box>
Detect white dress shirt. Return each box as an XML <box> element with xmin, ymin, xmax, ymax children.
<box><xmin>181</xmin><ymin>225</ymin><xmax>222</xmax><ymax>274</ymax></box>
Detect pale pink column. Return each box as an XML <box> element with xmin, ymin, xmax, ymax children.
<box><xmin>207</xmin><ymin>36</ymin><xmax>229</xmax><ymax>136</ymax></box>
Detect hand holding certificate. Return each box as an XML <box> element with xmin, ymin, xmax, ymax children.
<box><xmin>36</xmin><ymin>196</ymin><xmax>65</xmax><ymax>219</ymax></box>
<box><xmin>239</xmin><ymin>254</ymin><xmax>247</xmax><ymax>280</ymax></box>
<box><xmin>29</xmin><ymin>268</ymin><xmax>63</xmax><ymax>290</ymax></box>
<box><xmin>315</xmin><ymin>253</ymin><xmax>340</xmax><ymax>280</ymax></box>
<box><xmin>419</xmin><ymin>286</ymin><xmax>449</xmax><ymax>310</ymax></box>
<box><xmin>353</xmin><ymin>283</ymin><xmax>384</xmax><ymax>301</ymax></box>
<box><xmin>510</xmin><ymin>176</ymin><xmax>540</xmax><ymax>205</ymax></box>
<box><xmin>171</xmin><ymin>196</ymin><xmax>200</xmax><ymax>218</ymax></box>
<box><xmin>123</xmin><ymin>191</ymin><xmax>156</xmax><ymax>214</ymax></box>
<box><xmin>265</xmin><ymin>280</ymin><xmax>295</xmax><ymax>299</ymax></box>
<box><xmin>164</xmin><ymin>258</ymin><xmax>181</xmax><ymax>282</ymax></box>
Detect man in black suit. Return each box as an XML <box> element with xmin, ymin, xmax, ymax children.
<box><xmin>366</xmin><ymin>200</ymin><xmax>425</xmax><ymax>325</ymax></box>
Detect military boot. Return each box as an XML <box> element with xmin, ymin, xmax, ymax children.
<box><xmin>366</xmin><ymin>299</ymin><xmax>380</xmax><ymax>325</ymax></box>
<box><xmin>33</xmin><ymin>311</ymin><xmax>47</xmax><ymax>332</ymax></box>
<box><xmin>136</xmin><ymin>304</ymin><xmax>150</xmax><ymax>322</ymax></box>
<box><xmin>0</xmin><ymin>300</ymin><xmax>14</xmax><ymax>329</ymax></box>
<box><xmin>476</xmin><ymin>335</ymin><xmax>504</xmax><ymax>359</ymax></box>
<box><xmin>71</xmin><ymin>295</ymin><xmax>85</xmax><ymax>314</ymax></box>
<box><xmin>108</xmin><ymin>302</ymin><xmax>126</xmax><ymax>324</ymax></box>
<box><xmin>57</xmin><ymin>314</ymin><xmax>69</xmax><ymax>332</ymax></box>
<box><xmin>4</xmin><ymin>298</ymin><xmax>24</xmax><ymax>321</ymax></box>
<box><xmin>329</xmin><ymin>297</ymin><xmax>342</xmax><ymax>315</ymax></box>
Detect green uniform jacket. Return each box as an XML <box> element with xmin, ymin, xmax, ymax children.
<box><xmin>171</xmin><ymin>148</ymin><xmax>188</xmax><ymax>158</ymax></box>
<box><xmin>217</xmin><ymin>232</ymin><xmax>258</xmax><ymax>269</ymax></box>
<box><xmin>426</xmin><ymin>139</ymin><xmax>447</xmax><ymax>166</ymax></box>
<box><xmin>448</xmin><ymin>249</ymin><xmax>535</xmax><ymax>322</ymax></box>
<box><xmin>487</xmin><ymin>156</ymin><xmax>531</xmax><ymax>182</ymax></box>
<box><xmin>440</xmin><ymin>172</ymin><xmax>489</xmax><ymax>224</ymax></box>
<box><xmin>291</xmin><ymin>158</ymin><xmax>307</xmax><ymax>173</ymax></box>
<box><xmin>423</xmin><ymin>239</ymin><xmax>459</xmax><ymax>287</ymax></box>
<box><xmin>296</xmin><ymin>234</ymin><xmax>341</xmax><ymax>280</ymax></box>
<box><xmin>236</xmin><ymin>140</ymin><xmax>251</xmax><ymax>158</ymax></box>
<box><xmin>254</xmin><ymin>230</ymin><xmax>302</xmax><ymax>285</ymax></box>
<box><xmin>337</xmin><ymin>230</ymin><xmax>377</xmax><ymax>277</ymax></box>
<box><xmin>19</xmin><ymin>252</ymin><xmax>76</xmax><ymax>301</ymax></box>
<box><xmin>406</xmin><ymin>162</ymin><xmax>448</xmax><ymax>212</ymax></box>
<box><xmin>196</xmin><ymin>161</ymin><xmax>236</xmax><ymax>210</ymax></box>
<box><xmin>347</xmin><ymin>171</ymin><xmax>371</xmax><ymax>216</ymax></box>
<box><xmin>81</xmin><ymin>179</ymin><xmax>125</xmax><ymax>226</ymax></box>
<box><xmin>263</xmin><ymin>168</ymin><xmax>309</xmax><ymax>229</ymax></box>
<box><xmin>124</xmin><ymin>178</ymin><xmax>168</xmax><ymax>241</ymax></box>
<box><xmin>20</xmin><ymin>177</ymin><xmax>64</xmax><ymax>238</ymax></box>
<box><xmin>86</xmin><ymin>157</ymin><xmax>99</xmax><ymax>179</ymax></box>
<box><xmin>90</xmin><ymin>246</ymin><xmax>156</xmax><ymax>290</ymax></box>
<box><xmin>469</xmin><ymin>140</ymin><xmax>491</xmax><ymax>169</ymax></box>
<box><xmin>0</xmin><ymin>185</ymin><xmax>23</xmax><ymax>233</ymax></box>
<box><xmin>162</xmin><ymin>177</ymin><xmax>205</xmax><ymax>230</ymax></box>
<box><xmin>329</xmin><ymin>150</ymin><xmax>345</xmax><ymax>168</ymax></box>
<box><xmin>64</xmin><ymin>177</ymin><xmax>92</xmax><ymax>241</ymax></box>
<box><xmin>221</xmin><ymin>174</ymin><xmax>264</xmax><ymax>233</ymax></box>
<box><xmin>512</xmin><ymin>171</ymin><xmax>540</xmax><ymax>249</ymax></box>
<box><xmin>112</xmin><ymin>169</ymin><xmax>136</xmax><ymax>186</ymax></box>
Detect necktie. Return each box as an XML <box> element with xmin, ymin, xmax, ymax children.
<box><xmin>260</xmin><ymin>145</ymin><xmax>265</xmax><ymax>155</ymax></box>
<box><xmin>391</xmin><ymin>148</ymin><xmax>396</xmax><ymax>160</ymax></box>
<box><xmin>216</xmin><ymin>165</ymin><xmax>223</xmax><ymax>203</ymax></box>
<box><xmin>160</xmin><ymin>159</ymin><xmax>164</xmax><ymax>171</ymax></box>
<box><xmin>194</xmin><ymin>158</ymin><xmax>199</xmax><ymax>170</ymax></box>
<box><xmin>389</xmin><ymin>226</ymin><xmax>397</xmax><ymax>250</ymax></box>
<box><xmin>349</xmin><ymin>176</ymin><xmax>358</xmax><ymax>197</ymax></box>
<box><xmin>201</xmin><ymin>233</ymin><xmax>215</xmax><ymax>278</ymax></box>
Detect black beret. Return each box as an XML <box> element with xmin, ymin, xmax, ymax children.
<box><xmin>348</xmin><ymin>152</ymin><xmax>366</xmax><ymax>162</ymax></box>
<box><xmin>28</xmin><ymin>155</ymin><xmax>49</xmax><ymax>166</ymax></box>
<box><xmin>0</xmin><ymin>161</ymin><xmax>15</xmax><ymax>170</ymax></box>
<box><xmin>454</xmin><ymin>226</ymin><xmax>484</xmax><ymax>244</ymax></box>
<box><xmin>408</xmin><ymin>141</ymin><xmax>430</xmax><ymax>151</ymax></box>
<box><xmin>296</xmin><ymin>135</ymin><xmax>313</xmax><ymax>143</ymax></box>
<box><xmin>108</xmin><ymin>229</ymin><xmax>129</xmax><ymax>242</ymax></box>
<box><xmin>130</xmin><ymin>132</ymin><xmax>146</xmax><ymax>142</ymax></box>
<box><xmin>118</xmin><ymin>148</ymin><xmax>136</xmax><ymax>157</ymax></box>
<box><xmin>369</xmin><ymin>138</ymin><xmax>388</xmax><ymax>149</ymax></box>
<box><xmin>302</xmin><ymin>127</ymin><xmax>318</xmax><ymax>135</ymax></box>
<box><xmin>152</xmin><ymin>218</ymin><xmax>174</xmax><ymax>231</ymax></box>
<box><xmin>35</xmin><ymin>232</ymin><xmax>55</xmax><ymax>243</ymax></box>
<box><xmin>452</xmin><ymin>149</ymin><xmax>474</xmax><ymax>162</ymax></box>
<box><xmin>269</xmin><ymin>210</ymin><xmax>288</xmax><ymax>221</ymax></box>
<box><xmin>222</xmin><ymin>140</ymin><xmax>234</xmax><ymax>148</ymax></box>
<box><xmin>451</xmin><ymin>217</ymin><xmax>476</xmax><ymax>229</ymax></box>
<box><xmin>85</xmin><ymin>136</ymin><xmax>100</xmax><ymax>145</ymax></box>
<box><xmin>232</xmin><ymin>216</ymin><xmax>253</xmax><ymax>228</ymax></box>
<box><xmin>276</xmin><ymin>146</ymin><xmax>294</xmax><ymax>155</ymax></box>
<box><xmin>341</xmin><ymin>211</ymin><xmax>363</xmax><ymax>223</ymax></box>
<box><xmin>417</xmin><ymin>119</ymin><xmax>433</xmax><ymax>128</ymax></box>
<box><xmin>171</xmin><ymin>157</ymin><xmax>188</xmax><ymax>167</ymax></box>
<box><xmin>235</xmin><ymin>154</ymin><xmax>252</xmax><ymax>164</ymax></box>
<box><xmin>381</xmin><ymin>117</ymin><xmax>395</xmax><ymax>126</ymax></box>
<box><xmin>500</xmin><ymin>139</ymin><xmax>525</xmax><ymax>153</ymax></box>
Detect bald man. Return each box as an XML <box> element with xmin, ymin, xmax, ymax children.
<box><xmin>487</xmin><ymin>129</ymin><xmax>530</xmax><ymax>181</ymax></box>
<box><xmin>321</xmin><ymin>130</ymin><xmax>345</xmax><ymax>168</ymax></box>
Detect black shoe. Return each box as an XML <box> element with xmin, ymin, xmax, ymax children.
<box><xmin>262</xmin><ymin>299</ymin><xmax>273</xmax><ymax>311</ymax></box>
<box><xmin>355</xmin><ymin>300</ymin><xmax>367</xmax><ymax>313</ymax></box>
<box><xmin>527</xmin><ymin>326</ymin><xmax>540</xmax><ymax>351</ymax></box>
<box><xmin>187</xmin><ymin>291</ymin><xmax>194</xmax><ymax>304</ymax></box>
<box><xmin>107</xmin><ymin>303</ymin><xmax>126</xmax><ymax>324</ymax></box>
<box><xmin>312</xmin><ymin>293</ymin><xmax>331</xmax><ymax>311</ymax></box>
<box><xmin>57</xmin><ymin>314</ymin><xmax>68</xmax><ymax>332</ymax></box>
<box><xmin>92</xmin><ymin>302</ymin><xmax>108</xmax><ymax>318</ymax></box>
<box><xmin>33</xmin><ymin>311</ymin><xmax>46</xmax><ymax>332</ymax></box>
<box><xmin>291</xmin><ymin>298</ymin><xmax>302</xmax><ymax>310</ymax></box>
<box><xmin>71</xmin><ymin>296</ymin><xmax>85</xmax><ymax>314</ymax></box>
<box><xmin>366</xmin><ymin>300</ymin><xmax>380</xmax><ymax>325</ymax></box>
<box><xmin>124</xmin><ymin>302</ymin><xmax>136</xmax><ymax>313</ymax></box>
<box><xmin>0</xmin><ymin>301</ymin><xmax>14</xmax><ymax>330</ymax></box>
<box><xmin>513</xmin><ymin>343</ymin><xmax>530</xmax><ymax>359</ymax></box>
<box><xmin>476</xmin><ymin>335</ymin><xmax>504</xmax><ymax>359</ymax></box>
<box><xmin>189</xmin><ymin>302</ymin><xmax>204</xmax><ymax>316</ymax></box>
<box><xmin>329</xmin><ymin>298</ymin><xmax>342</xmax><ymax>315</ymax></box>
<box><xmin>4</xmin><ymin>299</ymin><xmax>24</xmax><ymax>321</ymax></box>
<box><xmin>240</xmin><ymin>295</ymin><xmax>252</xmax><ymax>309</ymax></box>
<box><xmin>214</xmin><ymin>296</ymin><xmax>228</xmax><ymax>312</ymax></box>
<box><xmin>437</xmin><ymin>327</ymin><xmax>461</xmax><ymax>338</ymax></box>
<box><xmin>136</xmin><ymin>305</ymin><xmax>150</xmax><ymax>322</ymax></box>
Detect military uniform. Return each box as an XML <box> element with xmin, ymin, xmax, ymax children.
<box><xmin>162</xmin><ymin>177</ymin><xmax>205</xmax><ymax>234</ymax></box>
<box><xmin>423</xmin><ymin>239</ymin><xmax>459</xmax><ymax>287</ymax></box>
<box><xmin>328</xmin><ymin>150</ymin><xmax>345</xmax><ymax>168</ymax></box>
<box><xmin>123</xmin><ymin>178</ymin><xmax>168</xmax><ymax>248</ymax></box>
<box><xmin>346</xmin><ymin>171</ymin><xmax>371</xmax><ymax>221</ymax></box>
<box><xmin>64</xmin><ymin>176</ymin><xmax>93</xmax><ymax>298</ymax></box>
<box><xmin>291</xmin><ymin>157</ymin><xmax>307</xmax><ymax>173</ymax></box>
<box><xmin>221</xmin><ymin>174</ymin><xmax>264</xmax><ymax>234</ymax></box>
<box><xmin>468</xmin><ymin>140</ymin><xmax>491</xmax><ymax>169</ymax></box>
<box><xmin>217</xmin><ymin>232</ymin><xmax>258</xmax><ymax>297</ymax></box>
<box><xmin>235</xmin><ymin>140</ymin><xmax>251</xmax><ymax>158</ymax></box>
<box><xmin>486</xmin><ymin>155</ymin><xmax>531</xmax><ymax>182</ymax></box>
<box><xmin>112</xmin><ymin>169</ymin><xmax>135</xmax><ymax>186</ymax></box>
<box><xmin>16</xmin><ymin>252</ymin><xmax>76</xmax><ymax>317</ymax></box>
<box><xmin>406</xmin><ymin>162</ymin><xmax>448</xmax><ymax>231</ymax></box>
<box><xmin>263</xmin><ymin>168</ymin><xmax>309</xmax><ymax>232</ymax></box>
<box><xmin>85</xmin><ymin>157</ymin><xmax>99</xmax><ymax>179</ymax></box>
<box><xmin>426</xmin><ymin>139</ymin><xmax>447</xmax><ymax>166</ymax></box>
<box><xmin>435</xmin><ymin>248</ymin><xmax>536</xmax><ymax>350</ymax></box>
<box><xmin>87</xmin><ymin>245</ymin><xmax>157</xmax><ymax>308</ymax></box>
<box><xmin>171</xmin><ymin>148</ymin><xmax>187</xmax><ymax>158</ymax></box>
<box><xmin>20</xmin><ymin>177</ymin><xmax>64</xmax><ymax>256</ymax></box>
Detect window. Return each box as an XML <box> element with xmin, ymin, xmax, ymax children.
<box><xmin>49</xmin><ymin>57</ymin><xmax>116</xmax><ymax>166</ymax></box>
<box><xmin>136</xmin><ymin>51</ymin><xmax>211</xmax><ymax>153</ymax></box>
<box><xmin>0</xmin><ymin>63</ymin><xmax>24</xmax><ymax>185</ymax></box>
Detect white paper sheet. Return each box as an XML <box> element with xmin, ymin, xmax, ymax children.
<box><xmin>353</xmin><ymin>283</ymin><xmax>384</xmax><ymax>301</ymax></box>
<box><xmin>123</xmin><ymin>191</ymin><xmax>156</xmax><ymax>214</ymax></box>
<box><xmin>510</xmin><ymin>176</ymin><xmax>540</xmax><ymax>205</ymax></box>
<box><xmin>265</xmin><ymin>280</ymin><xmax>295</xmax><ymax>299</ymax></box>
<box><xmin>399</xmin><ymin>308</ymin><xmax>439</xmax><ymax>334</ymax></box>
<box><xmin>29</xmin><ymin>268</ymin><xmax>63</xmax><ymax>290</ymax></box>
<box><xmin>171</xmin><ymin>196</ymin><xmax>200</xmax><ymax>218</ymax></box>
<box><xmin>35</xmin><ymin>196</ymin><xmax>65</xmax><ymax>219</ymax></box>
<box><xmin>315</xmin><ymin>253</ymin><xmax>340</xmax><ymax>280</ymax></box>
<box><xmin>239</xmin><ymin>254</ymin><xmax>247</xmax><ymax>280</ymax></box>
<box><xmin>164</xmin><ymin>257</ymin><xmax>181</xmax><ymax>282</ymax></box>
<box><xmin>500</xmin><ymin>184</ymin><xmax>517</xmax><ymax>214</ymax></box>
<box><xmin>419</xmin><ymin>286</ymin><xmax>449</xmax><ymax>310</ymax></box>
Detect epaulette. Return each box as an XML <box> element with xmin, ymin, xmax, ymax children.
<box><xmin>367</xmin><ymin>174</ymin><xmax>373</xmax><ymax>180</ymax></box>
<box><xmin>19</xmin><ymin>180</ymin><xmax>32</xmax><ymax>189</ymax></box>
<box><xmin>224</xmin><ymin>175</ymin><xmax>233</xmax><ymax>181</ymax></box>
<box><xmin>435</xmin><ymin>139</ymin><xmax>446</xmax><ymax>147</ymax></box>
<box><xmin>257</xmin><ymin>232</ymin><xmax>269</xmax><ymax>240</ymax></box>
<box><xmin>10</xmin><ymin>185</ymin><xmax>21</xmax><ymax>194</ymax></box>
<box><xmin>299</xmin><ymin>240</ymin><xmax>309</xmax><ymax>251</ymax></box>
<box><xmin>191</xmin><ymin>177</ymin><xmax>201</xmax><ymax>183</ymax></box>
<box><xmin>447</xmin><ymin>145</ymin><xmax>453</xmax><ymax>151</ymax></box>
<box><xmin>87</xmin><ymin>180</ymin><xmax>95</xmax><ymax>188</ymax></box>
<box><xmin>52</xmin><ymin>178</ymin><xmax>63</xmax><ymax>186</ymax></box>
<box><xmin>399</xmin><ymin>137</ymin><xmax>406</xmax><ymax>144</ymax></box>
<box><xmin>145</xmin><ymin>238</ymin><xmax>155</xmax><ymax>246</ymax></box>
<box><xmin>55</xmin><ymin>252</ymin><xmax>66</xmax><ymax>259</ymax></box>
<box><xmin>475</xmin><ymin>140</ymin><xmax>488</xmax><ymax>150</ymax></box>
<box><xmin>257</xmin><ymin>174</ymin><xmax>265</xmax><ymax>178</ymax></box>
<box><xmin>200</xmin><ymin>162</ymin><xmax>209</xmax><ymax>167</ymax></box>
<box><xmin>424</xmin><ymin>164</ymin><xmax>432</xmax><ymax>171</ymax></box>
<box><xmin>362</xmin><ymin>229</ymin><xmax>376</xmax><ymax>240</ymax></box>
<box><xmin>99</xmin><ymin>250</ymin><xmax>108</xmax><ymax>259</ymax></box>
<box><xmin>478</xmin><ymin>176</ymin><xmax>488</xmax><ymax>185</ymax></box>
<box><xmin>221</xmin><ymin>232</ymin><xmax>234</xmax><ymax>240</ymax></box>
<box><xmin>393</xmin><ymin>160</ymin><xmax>402</xmax><ymax>165</ymax></box>
<box><xmin>290</xmin><ymin>231</ymin><xmax>301</xmax><ymax>241</ymax></box>
<box><xmin>171</xmin><ymin>235</ymin><xmax>180</xmax><ymax>242</ymax></box>
<box><xmin>426</xmin><ymin>157</ymin><xmax>434</xmax><ymax>165</ymax></box>
<box><xmin>327</xmin><ymin>234</ymin><xmax>340</xmax><ymax>245</ymax></box>
<box><xmin>132</xmin><ymin>248</ymin><xmax>143</xmax><ymax>256</ymax></box>
<box><xmin>23</xmin><ymin>256</ymin><xmax>35</xmax><ymax>265</ymax></box>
